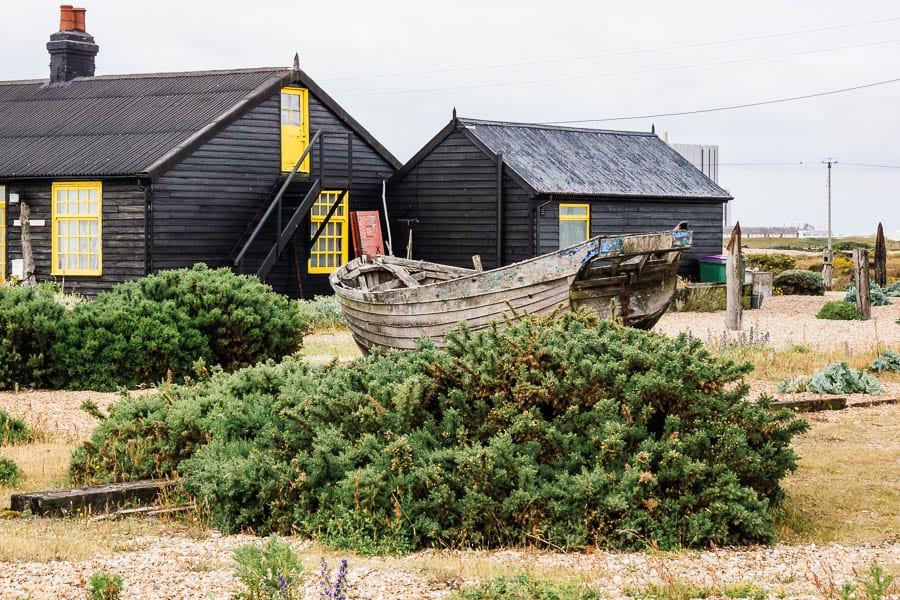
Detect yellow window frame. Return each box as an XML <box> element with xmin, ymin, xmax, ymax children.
<box><xmin>308</xmin><ymin>191</ymin><xmax>348</xmax><ymax>274</ymax></box>
<box><xmin>51</xmin><ymin>181</ymin><xmax>102</xmax><ymax>276</ymax></box>
<box><xmin>0</xmin><ymin>191</ymin><xmax>5</xmax><ymax>283</ymax></box>
<box><xmin>559</xmin><ymin>203</ymin><xmax>590</xmax><ymax>247</ymax></box>
<box><xmin>280</xmin><ymin>87</ymin><xmax>310</xmax><ymax>173</ymax></box>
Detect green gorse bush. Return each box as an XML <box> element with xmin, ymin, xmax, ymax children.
<box><xmin>0</xmin><ymin>456</ymin><xmax>22</xmax><ymax>487</ymax></box>
<box><xmin>773</xmin><ymin>270</ymin><xmax>826</xmax><ymax>296</ymax></box>
<box><xmin>0</xmin><ymin>409</ymin><xmax>32</xmax><ymax>445</ymax></box>
<box><xmin>816</xmin><ymin>301</ymin><xmax>863</xmax><ymax>321</ymax></box>
<box><xmin>0</xmin><ymin>265</ymin><xmax>307</xmax><ymax>391</ymax></box>
<box><xmin>71</xmin><ymin>310</ymin><xmax>808</xmax><ymax>553</ymax></box>
<box><xmin>86</xmin><ymin>572</ymin><xmax>122</xmax><ymax>600</ymax></box>
<box><xmin>745</xmin><ymin>253</ymin><xmax>796</xmax><ymax>275</ymax></box>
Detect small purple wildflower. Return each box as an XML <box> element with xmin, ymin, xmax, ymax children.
<box><xmin>319</xmin><ymin>558</ymin><xmax>350</xmax><ymax>600</ymax></box>
<box><xmin>278</xmin><ymin>573</ymin><xmax>289</xmax><ymax>597</ymax></box>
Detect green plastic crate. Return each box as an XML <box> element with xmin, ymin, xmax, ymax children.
<box><xmin>698</xmin><ymin>255</ymin><xmax>745</xmax><ymax>283</ymax></box>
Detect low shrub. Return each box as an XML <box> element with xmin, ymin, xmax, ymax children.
<box><xmin>870</xmin><ymin>350</ymin><xmax>900</xmax><ymax>373</ymax></box>
<box><xmin>0</xmin><ymin>456</ymin><xmax>22</xmax><ymax>487</ymax></box>
<box><xmin>453</xmin><ymin>573</ymin><xmax>601</xmax><ymax>600</ymax></box>
<box><xmin>0</xmin><ymin>283</ymin><xmax>68</xmax><ymax>389</ymax></box>
<box><xmin>777</xmin><ymin>362</ymin><xmax>884</xmax><ymax>395</ymax></box>
<box><xmin>833</xmin><ymin>240</ymin><xmax>872</xmax><ymax>252</ymax></box>
<box><xmin>73</xmin><ymin>311</ymin><xmax>809</xmax><ymax>552</ymax></box>
<box><xmin>745</xmin><ymin>253</ymin><xmax>796</xmax><ymax>275</ymax></box>
<box><xmin>773</xmin><ymin>270</ymin><xmax>825</xmax><ymax>295</ymax></box>
<box><xmin>233</xmin><ymin>535</ymin><xmax>303</xmax><ymax>600</ymax></box>
<box><xmin>816</xmin><ymin>301</ymin><xmax>862</xmax><ymax>321</ymax></box>
<box><xmin>297</xmin><ymin>295</ymin><xmax>346</xmax><ymax>331</ymax></box>
<box><xmin>0</xmin><ymin>409</ymin><xmax>31</xmax><ymax>445</ymax></box>
<box><xmin>58</xmin><ymin>265</ymin><xmax>308</xmax><ymax>390</ymax></box>
<box><xmin>87</xmin><ymin>572</ymin><xmax>122</xmax><ymax>600</ymax></box>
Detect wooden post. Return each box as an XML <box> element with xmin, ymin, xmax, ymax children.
<box><xmin>874</xmin><ymin>222</ymin><xmax>887</xmax><ymax>288</ymax></box>
<box><xmin>471</xmin><ymin>255</ymin><xmax>483</xmax><ymax>272</ymax></box>
<box><xmin>20</xmin><ymin>201</ymin><xmax>36</xmax><ymax>286</ymax></box>
<box><xmin>822</xmin><ymin>248</ymin><xmax>833</xmax><ymax>290</ymax></box>
<box><xmin>853</xmin><ymin>248</ymin><xmax>871</xmax><ymax>320</ymax></box>
<box><xmin>726</xmin><ymin>222</ymin><xmax>742</xmax><ymax>330</ymax></box>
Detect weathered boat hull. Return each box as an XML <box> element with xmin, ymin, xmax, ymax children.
<box><xmin>330</xmin><ymin>230</ymin><xmax>691</xmax><ymax>353</ymax></box>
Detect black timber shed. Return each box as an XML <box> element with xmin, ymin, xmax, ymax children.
<box><xmin>0</xmin><ymin>14</ymin><xmax>399</xmax><ymax>297</ymax></box>
<box><xmin>387</xmin><ymin>117</ymin><xmax>732</xmax><ymax>276</ymax></box>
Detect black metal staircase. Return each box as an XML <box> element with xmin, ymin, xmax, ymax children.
<box><xmin>232</xmin><ymin>130</ymin><xmax>353</xmax><ymax>280</ymax></box>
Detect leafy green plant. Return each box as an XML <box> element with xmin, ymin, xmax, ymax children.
<box><xmin>817</xmin><ymin>301</ymin><xmax>863</xmax><ymax>321</ymax></box>
<box><xmin>453</xmin><ymin>573</ymin><xmax>601</xmax><ymax>600</ymax></box>
<box><xmin>233</xmin><ymin>535</ymin><xmax>303</xmax><ymax>600</ymax></box>
<box><xmin>86</xmin><ymin>572</ymin><xmax>122</xmax><ymax>600</ymax></box>
<box><xmin>870</xmin><ymin>350</ymin><xmax>900</xmax><ymax>373</ymax></box>
<box><xmin>773</xmin><ymin>270</ymin><xmax>826</xmax><ymax>295</ymax></box>
<box><xmin>844</xmin><ymin>284</ymin><xmax>896</xmax><ymax>307</ymax></box>
<box><xmin>0</xmin><ymin>283</ymin><xmax>68</xmax><ymax>389</ymax></box>
<box><xmin>777</xmin><ymin>362</ymin><xmax>884</xmax><ymax>395</ymax></box>
<box><xmin>625</xmin><ymin>579</ymin><xmax>767</xmax><ymax>600</ymax></box>
<box><xmin>297</xmin><ymin>295</ymin><xmax>346</xmax><ymax>331</ymax></box>
<box><xmin>0</xmin><ymin>456</ymin><xmax>22</xmax><ymax>487</ymax></box>
<box><xmin>745</xmin><ymin>253</ymin><xmax>796</xmax><ymax>274</ymax></box>
<box><xmin>73</xmin><ymin>311</ymin><xmax>809</xmax><ymax>553</ymax></box>
<box><xmin>0</xmin><ymin>409</ymin><xmax>31</xmax><ymax>445</ymax></box>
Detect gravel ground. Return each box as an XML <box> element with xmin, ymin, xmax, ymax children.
<box><xmin>1</xmin><ymin>294</ymin><xmax>899</xmax><ymax>598</ymax></box>
<box><xmin>1</xmin><ymin>534</ymin><xmax>898</xmax><ymax>599</ymax></box>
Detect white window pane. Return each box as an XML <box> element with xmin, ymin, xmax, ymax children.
<box><xmin>282</xmin><ymin>112</ymin><xmax>290</xmax><ymax>126</ymax></box>
<box><xmin>560</xmin><ymin>220</ymin><xmax>588</xmax><ymax>249</ymax></box>
<box><xmin>89</xmin><ymin>189</ymin><xmax>98</xmax><ymax>202</ymax></box>
<box><xmin>68</xmin><ymin>189</ymin><xmax>77</xmax><ymax>202</ymax></box>
<box><xmin>90</xmin><ymin>238</ymin><xmax>98</xmax><ymax>252</ymax></box>
<box><xmin>68</xmin><ymin>256</ymin><xmax>77</xmax><ymax>269</ymax></box>
<box><xmin>90</xmin><ymin>256</ymin><xmax>98</xmax><ymax>270</ymax></box>
<box><xmin>58</xmin><ymin>257</ymin><xmax>66</xmax><ymax>270</ymax></box>
<box><xmin>77</xmin><ymin>189</ymin><xmax>87</xmax><ymax>202</ymax></box>
<box><xmin>58</xmin><ymin>238</ymin><xmax>66</xmax><ymax>252</ymax></box>
<box><xmin>89</xmin><ymin>201</ymin><xmax>98</xmax><ymax>215</ymax></box>
<box><xmin>281</xmin><ymin>93</ymin><xmax>289</xmax><ymax>107</ymax></box>
<box><xmin>79</xmin><ymin>238</ymin><xmax>88</xmax><ymax>252</ymax></box>
<box><xmin>69</xmin><ymin>238</ymin><xmax>77</xmax><ymax>251</ymax></box>
<box><xmin>90</xmin><ymin>221</ymin><xmax>98</xmax><ymax>235</ymax></box>
<box><xmin>79</xmin><ymin>255</ymin><xmax>88</xmax><ymax>269</ymax></box>
<box><xmin>560</xmin><ymin>205</ymin><xmax>588</xmax><ymax>217</ymax></box>
<box><xmin>57</xmin><ymin>201</ymin><xmax>66</xmax><ymax>215</ymax></box>
<box><xmin>80</xmin><ymin>221</ymin><xmax>89</xmax><ymax>235</ymax></box>
<box><xmin>290</xmin><ymin>94</ymin><xmax>300</xmax><ymax>109</ymax></box>
<box><xmin>57</xmin><ymin>189</ymin><xmax>66</xmax><ymax>202</ymax></box>
<box><xmin>291</xmin><ymin>112</ymin><xmax>300</xmax><ymax>126</ymax></box>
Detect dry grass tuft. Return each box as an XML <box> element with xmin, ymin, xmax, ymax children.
<box><xmin>777</xmin><ymin>404</ymin><xmax>900</xmax><ymax>544</ymax></box>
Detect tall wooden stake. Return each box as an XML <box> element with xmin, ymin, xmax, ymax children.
<box><xmin>20</xmin><ymin>201</ymin><xmax>36</xmax><ymax>286</ymax></box>
<box><xmin>726</xmin><ymin>222</ymin><xmax>743</xmax><ymax>331</ymax></box>
<box><xmin>853</xmin><ymin>248</ymin><xmax>871</xmax><ymax>320</ymax></box>
<box><xmin>874</xmin><ymin>222</ymin><xmax>887</xmax><ymax>288</ymax></box>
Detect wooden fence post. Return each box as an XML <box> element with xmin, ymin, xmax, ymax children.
<box><xmin>726</xmin><ymin>222</ymin><xmax>742</xmax><ymax>330</ymax></box>
<box><xmin>853</xmin><ymin>248</ymin><xmax>871</xmax><ymax>320</ymax></box>
<box><xmin>874</xmin><ymin>222</ymin><xmax>887</xmax><ymax>288</ymax></box>
<box><xmin>20</xmin><ymin>201</ymin><xmax>36</xmax><ymax>286</ymax></box>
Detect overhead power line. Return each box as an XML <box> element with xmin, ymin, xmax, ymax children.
<box><xmin>324</xmin><ymin>15</ymin><xmax>900</xmax><ymax>82</ymax></box>
<box><xmin>541</xmin><ymin>76</ymin><xmax>900</xmax><ymax>124</ymax></box>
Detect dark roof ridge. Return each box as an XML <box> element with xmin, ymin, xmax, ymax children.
<box><xmin>0</xmin><ymin>67</ymin><xmax>291</xmax><ymax>88</ymax></box>
<box><xmin>458</xmin><ymin>116</ymin><xmax>654</xmax><ymax>137</ymax></box>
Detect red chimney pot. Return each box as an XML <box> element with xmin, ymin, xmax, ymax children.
<box><xmin>59</xmin><ymin>5</ymin><xmax>75</xmax><ymax>31</ymax></box>
<box><xmin>72</xmin><ymin>7</ymin><xmax>86</xmax><ymax>31</ymax></box>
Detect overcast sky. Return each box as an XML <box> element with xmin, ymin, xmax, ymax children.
<box><xmin>3</xmin><ymin>0</ymin><xmax>898</xmax><ymax>236</ymax></box>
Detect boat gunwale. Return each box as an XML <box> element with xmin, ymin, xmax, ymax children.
<box><xmin>329</xmin><ymin>229</ymin><xmax>691</xmax><ymax>302</ymax></box>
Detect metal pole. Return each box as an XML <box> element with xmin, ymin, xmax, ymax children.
<box><xmin>822</xmin><ymin>158</ymin><xmax>837</xmax><ymax>289</ymax></box>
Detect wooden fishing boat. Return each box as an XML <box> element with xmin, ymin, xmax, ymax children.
<box><xmin>329</xmin><ymin>227</ymin><xmax>692</xmax><ymax>353</ymax></box>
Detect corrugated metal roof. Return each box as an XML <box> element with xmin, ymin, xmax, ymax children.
<box><xmin>0</xmin><ymin>68</ymin><xmax>288</xmax><ymax>178</ymax></box>
<box><xmin>459</xmin><ymin>118</ymin><xmax>731</xmax><ymax>199</ymax></box>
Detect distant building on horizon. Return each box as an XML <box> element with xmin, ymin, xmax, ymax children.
<box><xmin>663</xmin><ymin>135</ymin><xmax>729</xmax><ymax>230</ymax></box>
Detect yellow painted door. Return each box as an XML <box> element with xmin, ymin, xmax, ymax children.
<box><xmin>281</xmin><ymin>87</ymin><xmax>309</xmax><ymax>173</ymax></box>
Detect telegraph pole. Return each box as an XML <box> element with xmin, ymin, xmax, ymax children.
<box><xmin>822</xmin><ymin>158</ymin><xmax>837</xmax><ymax>289</ymax></box>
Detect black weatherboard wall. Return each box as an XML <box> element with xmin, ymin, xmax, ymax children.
<box><xmin>388</xmin><ymin>117</ymin><xmax>732</xmax><ymax>276</ymax></box>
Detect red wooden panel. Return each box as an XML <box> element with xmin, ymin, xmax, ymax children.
<box><xmin>350</xmin><ymin>211</ymin><xmax>385</xmax><ymax>257</ymax></box>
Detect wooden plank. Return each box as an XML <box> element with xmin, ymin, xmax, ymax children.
<box><xmin>771</xmin><ymin>397</ymin><xmax>847</xmax><ymax>412</ymax></box>
<box><xmin>9</xmin><ymin>480</ymin><xmax>177</xmax><ymax>517</ymax></box>
<box><xmin>725</xmin><ymin>222</ymin><xmax>742</xmax><ymax>330</ymax></box>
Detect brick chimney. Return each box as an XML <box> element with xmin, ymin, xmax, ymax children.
<box><xmin>47</xmin><ymin>5</ymin><xmax>99</xmax><ymax>84</ymax></box>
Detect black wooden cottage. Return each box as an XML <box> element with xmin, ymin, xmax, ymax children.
<box><xmin>387</xmin><ymin>116</ymin><xmax>732</xmax><ymax>276</ymax></box>
<box><xmin>0</xmin><ymin>7</ymin><xmax>399</xmax><ymax>297</ymax></box>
